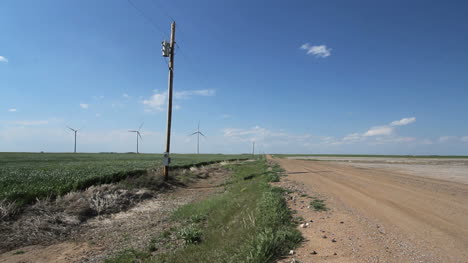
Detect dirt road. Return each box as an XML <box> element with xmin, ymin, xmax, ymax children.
<box><xmin>275</xmin><ymin>158</ymin><xmax>468</xmax><ymax>263</ymax></box>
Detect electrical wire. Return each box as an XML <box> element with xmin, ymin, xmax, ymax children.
<box><xmin>126</xmin><ymin>0</ymin><xmax>169</xmax><ymax>39</ymax></box>
<box><xmin>128</xmin><ymin>0</ymin><xmax>211</xmax><ymax>87</ymax></box>
<box><xmin>150</xmin><ymin>0</ymin><xmax>176</xmax><ymax>22</ymax></box>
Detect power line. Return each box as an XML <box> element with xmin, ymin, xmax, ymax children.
<box><xmin>127</xmin><ymin>0</ymin><xmax>212</xmax><ymax>89</ymax></box>
<box><xmin>149</xmin><ymin>0</ymin><xmax>175</xmax><ymax>22</ymax></box>
<box><xmin>126</xmin><ymin>0</ymin><xmax>169</xmax><ymax>39</ymax></box>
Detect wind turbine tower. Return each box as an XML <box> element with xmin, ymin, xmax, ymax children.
<box><xmin>67</xmin><ymin>126</ymin><xmax>79</xmax><ymax>153</ymax></box>
<box><xmin>129</xmin><ymin>123</ymin><xmax>144</xmax><ymax>154</ymax></box>
<box><xmin>190</xmin><ymin>121</ymin><xmax>205</xmax><ymax>154</ymax></box>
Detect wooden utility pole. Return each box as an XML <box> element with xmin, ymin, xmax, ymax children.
<box><xmin>163</xmin><ymin>22</ymin><xmax>176</xmax><ymax>179</ymax></box>
<box><xmin>74</xmin><ymin>131</ymin><xmax>77</xmax><ymax>153</ymax></box>
<box><xmin>252</xmin><ymin>141</ymin><xmax>255</xmax><ymax>157</ymax></box>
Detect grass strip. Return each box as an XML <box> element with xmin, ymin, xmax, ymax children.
<box><xmin>106</xmin><ymin>160</ymin><xmax>302</xmax><ymax>263</ymax></box>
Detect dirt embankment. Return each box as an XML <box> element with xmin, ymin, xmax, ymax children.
<box><xmin>0</xmin><ymin>163</ymin><xmax>233</xmax><ymax>263</ymax></box>
<box><xmin>273</xmin><ymin>157</ymin><xmax>468</xmax><ymax>263</ymax></box>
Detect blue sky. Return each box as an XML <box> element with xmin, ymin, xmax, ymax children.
<box><xmin>1</xmin><ymin>0</ymin><xmax>467</xmax><ymax>154</ymax></box>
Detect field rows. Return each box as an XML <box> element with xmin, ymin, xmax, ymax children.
<box><xmin>0</xmin><ymin>153</ymin><xmax>249</xmax><ymax>205</ymax></box>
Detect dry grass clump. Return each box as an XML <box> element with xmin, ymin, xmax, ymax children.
<box><xmin>1</xmin><ymin>183</ymin><xmax>155</xmax><ymax>253</ymax></box>
<box><xmin>0</xmin><ymin>199</ymin><xmax>17</xmax><ymax>220</ymax></box>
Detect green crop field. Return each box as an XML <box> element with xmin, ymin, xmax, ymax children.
<box><xmin>0</xmin><ymin>152</ymin><xmax>250</xmax><ymax>205</ymax></box>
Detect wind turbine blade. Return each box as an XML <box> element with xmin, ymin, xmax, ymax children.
<box><xmin>67</xmin><ymin>126</ymin><xmax>75</xmax><ymax>132</ymax></box>
<box><xmin>138</xmin><ymin>122</ymin><xmax>144</xmax><ymax>131</ymax></box>
<box><xmin>129</xmin><ymin>130</ymin><xmax>137</xmax><ymax>132</ymax></box>
<box><xmin>189</xmin><ymin>132</ymin><xmax>198</xmax><ymax>136</ymax></box>
<box><xmin>199</xmin><ymin>132</ymin><xmax>206</xmax><ymax>137</ymax></box>
<box><xmin>138</xmin><ymin>132</ymin><xmax>143</xmax><ymax>140</ymax></box>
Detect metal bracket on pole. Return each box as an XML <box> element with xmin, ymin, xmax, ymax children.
<box><xmin>163</xmin><ymin>152</ymin><xmax>171</xmax><ymax>166</ymax></box>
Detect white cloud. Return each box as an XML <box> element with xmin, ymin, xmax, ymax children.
<box><xmin>461</xmin><ymin>136</ymin><xmax>468</xmax><ymax>143</ymax></box>
<box><xmin>80</xmin><ymin>103</ymin><xmax>89</xmax><ymax>109</ymax></box>
<box><xmin>142</xmin><ymin>92</ymin><xmax>167</xmax><ymax>111</ymax></box>
<box><xmin>300</xmin><ymin>43</ymin><xmax>331</xmax><ymax>58</ymax></box>
<box><xmin>0</xmin><ymin>56</ymin><xmax>8</xmax><ymax>63</ymax></box>
<box><xmin>13</xmin><ymin>120</ymin><xmax>49</xmax><ymax>126</ymax></box>
<box><xmin>8</xmin><ymin>108</ymin><xmax>16</xmax><ymax>112</ymax></box>
<box><xmin>343</xmin><ymin>133</ymin><xmax>362</xmax><ymax>142</ymax></box>
<box><xmin>174</xmin><ymin>89</ymin><xmax>216</xmax><ymax>99</ymax></box>
<box><xmin>122</xmin><ymin>93</ymin><xmax>129</xmax><ymax>98</ymax></box>
<box><xmin>363</xmin><ymin>117</ymin><xmax>416</xmax><ymax>137</ymax></box>
<box><xmin>328</xmin><ymin>117</ymin><xmax>417</xmax><ymax>145</ymax></box>
<box><xmin>95</xmin><ymin>113</ymin><xmax>101</xmax><ymax>118</ymax></box>
<box><xmin>221</xmin><ymin>114</ymin><xmax>232</xmax><ymax>119</ymax></box>
<box><xmin>142</xmin><ymin>89</ymin><xmax>216</xmax><ymax>112</ymax></box>
<box><xmin>438</xmin><ymin>136</ymin><xmax>455</xmax><ymax>142</ymax></box>
<box><xmin>373</xmin><ymin>136</ymin><xmax>416</xmax><ymax>144</ymax></box>
<box><xmin>364</xmin><ymin>126</ymin><xmax>394</xmax><ymax>137</ymax></box>
<box><xmin>223</xmin><ymin>117</ymin><xmax>417</xmax><ymax>149</ymax></box>
<box><xmin>391</xmin><ymin>117</ymin><xmax>416</xmax><ymax>126</ymax></box>
<box><xmin>223</xmin><ymin>126</ymin><xmax>313</xmax><ymax>146</ymax></box>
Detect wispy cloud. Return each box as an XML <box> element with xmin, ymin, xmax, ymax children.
<box><xmin>8</xmin><ymin>108</ymin><xmax>16</xmax><ymax>112</ymax></box>
<box><xmin>363</xmin><ymin>126</ymin><xmax>394</xmax><ymax>136</ymax></box>
<box><xmin>439</xmin><ymin>136</ymin><xmax>455</xmax><ymax>143</ymax></box>
<box><xmin>390</xmin><ymin>117</ymin><xmax>416</xmax><ymax>126</ymax></box>
<box><xmin>122</xmin><ymin>93</ymin><xmax>129</xmax><ymax>98</ymax></box>
<box><xmin>223</xmin><ymin>126</ymin><xmax>314</xmax><ymax>146</ymax></box>
<box><xmin>92</xmin><ymin>96</ymin><xmax>104</xmax><ymax>100</ymax></box>
<box><xmin>142</xmin><ymin>92</ymin><xmax>166</xmax><ymax>111</ymax></box>
<box><xmin>0</xmin><ymin>56</ymin><xmax>8</xmax><ymax>63</ymax></box>
<box><xmin>364</xmin><ymin>117</ymin><xmax>416</xmax><ymax>137</ymax></box>
<box><xmin>438</xmin><ymin>136</ymin><xmax>468</xmax><ymax>143</ymax></box>
<box><xmin>300</xmin><ymin>43</ymin><xmax>331</xmax><ymax>58</ymax></box>
<box><xmin>328</xmin><ymin>117</ymin><xmax>417</xmax><ymax>145</ymax></box>
<box><xmin>13</xmin><ymin>120</ymin><xmax>49</xmax><ymax>126</ymax></box>
<box><xmin>174</xmin><ymin>89</ymin><xmax>216</xmax><ymax>99</ymax></box>
<box><xmin>80</xmin><ymin>103</ymin><xmax>89</xmax><ymax>109</ymax></box>
<box><xmin>142</xmin><ymin>89</ymin><xmax>216</xmax><ymax>112</ymax></box>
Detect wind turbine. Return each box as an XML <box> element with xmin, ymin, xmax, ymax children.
<box><xmin>129</xmin><ymin>122</ymin><xmax>144</xmax><ymax>154</ymax></box>
<box><xmin>190</xmin><ymin>121</ymin><xmax>205</xmax><ymax>154</ymax></box>
<box><xmin>67</xmin><ymin>126</ymin><xmax>79</xmax><ymax>153</ymax></box>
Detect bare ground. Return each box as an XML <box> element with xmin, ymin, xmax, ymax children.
<box><xmin>273</xmin><ymin>157</ymin><xmax>468</xmax><ymax>263</ymax></box>
<box><xmin>288</xmin><ymin>156</ymin><xmax>468</xmax><ymax>184</ymax></box>
<box><xmin>0</xmin><ymin>163</ymin><xmax>233</xmax><ymax>263</ymax></box>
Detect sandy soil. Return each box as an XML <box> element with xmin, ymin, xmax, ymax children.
<box><xmin>274</xmin><ymin>157</ymin><xmax>468</xmax><ymax>263</ymax></box>
<box><xmin>0</xmin><ymin>165</ymin><xmax>231</xmax><ymax>263</ymax></box>
<box><xmin>288</xmin><ymin>156</ymin><xmax>468</xmax><ymax>184</ymax></box>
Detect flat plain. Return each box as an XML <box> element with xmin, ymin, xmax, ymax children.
<box><xmin>273</xmin><ymin>155</ymin><xmax>468</xmax><ymax>262</ymax></box>
<box><xmin>0</xmin><ymin>152</ymin><xmax>249</xmax><ymax>205</ymax></box>
<box><xmin>286</xmin><ymin>155</ymin><xmax>468</xmax><ymax>184</ymax></box>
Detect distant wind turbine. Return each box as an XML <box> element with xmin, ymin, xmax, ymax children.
<box><xmin>190</xmin><ymin>121</ymin><xmax>205</xmax><ymax>154</ymax></box>
<box><xmin>67</xmin><ymin>126</ymin><xmax>80</xmax><ymax>153</ymax></box>
<box><xmin>129</xmin><ymin>122</ymin><xmax>144</xmax><ymax>154</ymax></box>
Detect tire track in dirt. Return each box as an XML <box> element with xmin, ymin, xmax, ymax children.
<box><xmin>274</xmin><ymin>157</ymin><xmax>468</xmax><ymax>263</ymax></box>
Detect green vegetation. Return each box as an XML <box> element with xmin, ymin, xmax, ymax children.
<box><xmin>106</xmin><ymin>160</ymin><xmax>301</xmax><ymax>263</ymax></box>
<box><xmin>0</xmin><ymin>152</ymin><xmax>249</xmax><ymax>205</ymax></box>
<box><xmin>310</xmin><ymin>198</ymin><xmax>328</xmax><ymax>211</ymax></box>
<box><xmin>272</xmin><ymin>154</ymin><xmax>468</xmax><ymax>159</ymax></box>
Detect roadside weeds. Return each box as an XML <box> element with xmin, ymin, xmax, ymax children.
<box><xmin>105</xmin><ymin>160</ymin><xmax>302</xmax><ymax>263</ymax></box>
